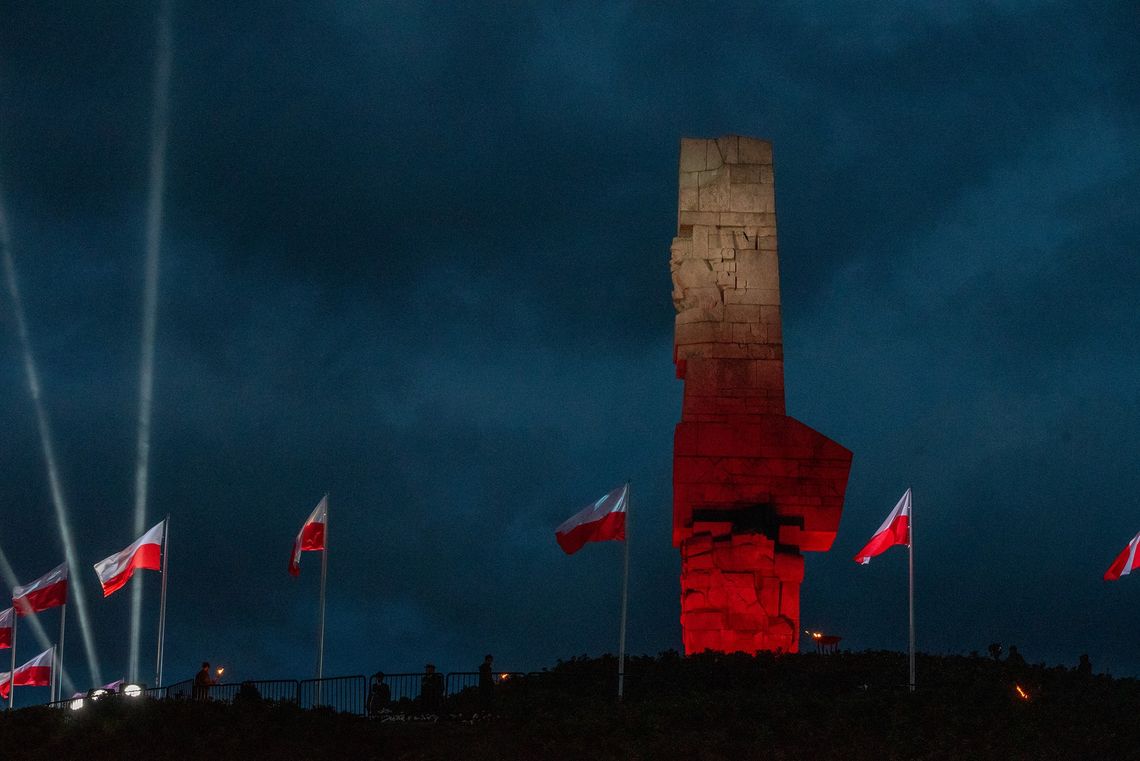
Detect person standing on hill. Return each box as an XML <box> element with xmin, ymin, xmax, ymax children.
<box><xmin>193</xmin><ymin>662</ymin><xmax>217</xmax><ymax>701</ymax></box>
<box><xmin>420</xmin><ymin>664</ymin><xmax>444</xmax><ymax>715</ymax></box>
<box><xmin>368</xmin><ymin>672</ymin><xmax>391</xmax><ymax>717</ymax></box>
<box><xmin>479</xmin><ymin>654</ymin><xmax>495</xmax><ymax>710</ymax></box>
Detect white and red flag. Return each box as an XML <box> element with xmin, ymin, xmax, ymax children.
<box><xmin>289</xmin><ymin>496</ymin><xmax>328</xmax><ymax>576</ymax></box>
<box><xmin>854</xmin><ymin>488</ymin><xmax>912</xmax><ymax>564</ymax></box>
<box><xmin>1104</xmin><ymin>530</ymin><xmax>1140</xmax><ymax>581</ymax></box>
<box><xmin>93</xmin><ymin>520</ymin><xmax>165</xmax><ymax>597</ymax></box>
<box><xmin>0</xmin><ymin>607</ymin><xmax>11</xmax><ymax>649</ymax></box>
<box><xmin>12</xmin><ymin>562</ymin><xmax>68</xmax><ymax>615</ymax></box>
<box><xmin>556</xmin><ymin>484</ymin><xmax>628</xmax><ymax>555</ymax></box>
<box><xmin>0</xmin><ymin>647</ymin><xmax>53</xmax><ymax>699</ymax></box>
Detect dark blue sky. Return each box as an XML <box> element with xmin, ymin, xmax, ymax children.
<box><xmin>0</xmin><ymin>1</ymin><xmax>1138</xmax><ymax>696</ymax></box>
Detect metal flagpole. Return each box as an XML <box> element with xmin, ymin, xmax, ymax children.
<box><xmin>617</xmin><ymin>482</ymin><xmax>630</xmax><ymax>700</ymax></box>
<box><xmin>8</xmin><ymin>612</ymin><xmax>16</xmax><ymax>710</ymax></box>
<box><xmin>317</xmin><ymin>494</ymin><xmax>328</xmax><ymax>682</ymax></box>
<box><xmin>908</xmin><ymin>488</ymin><xmax>915</xmax><ymax>692</ymax></box>
<box><xmin>155</xmin><ymin>515</ymin><xmax>170</xmax><ymax>688</ymax></box>
<box><xmin>49</xmin><ymin>645</ymin><xmax>56</xmax><ymax>704</ymax></box>
<box><xmin>56</xmin><ymin>602</ymin><xmax>66</xmax><ymax>703</ymax></box>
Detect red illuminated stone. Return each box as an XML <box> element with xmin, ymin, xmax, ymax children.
<box><xmin>671</xmin><ymin>136</ymin><xmax>852</xmax><ymax>654</ymax></box>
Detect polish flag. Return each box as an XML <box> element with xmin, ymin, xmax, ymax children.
<box><xmin>12</xmin><ymin>562</ymin><xmax>68</xmax><ymax>615</ymax></box>
<box><xmin>0</xmin><ymin>607</ymin><xmax>12</xmax><ymax>649</ymax></box>
<box><xmin>93</xmin><ymin>520</ymin><xmax>165</xmax><ymax>597</ymax></box>
<box><xmin>0</xmin><ymin>647</ymin><xmax>54</xmax><ymax>698</ymax></box>
<box><xmin>854</xmin><ymin>488</ymin><xmax>912</xmax><ymax>564</ymax></box>
<box><xmin>289</xmin><ymin>496</ymin><xmax>328</xmax><ymax>576</ymax></box>
<box><xmin>556</xmin><ymin>484</ymin><xmax>628</xmax><ymax>555</ymax></box>
<box><xmin>1104</xmin><ymin>530</ymin><xmax>1140</xmax><ymax>580</ymax></box>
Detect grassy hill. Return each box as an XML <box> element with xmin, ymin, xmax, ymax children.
<box><xmin>1</xmin><ymin>651</ymin><xmax>1135</xmax><ymax>760</ymax></box>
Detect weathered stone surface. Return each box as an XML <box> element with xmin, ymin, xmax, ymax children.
<box><xmin>680</xmin><ymin>138</ymin><xmax>707</xmax><ymax>172</ymax></box>
<box><xmin>672</xmin><ymin>136</ymin><xmax>852</xmax><ymax>656</ymax></box>
<box><xmin>677</xmin><ymin>210</ymin><xmax>719</xmax><ymax>227</ymax></box>
<box><xmin>678</xmin><ymin>187</ymin><xmax>699</xmax><ymax>211</ymax></box>
<box><xmin>738</xmin><ymin>136</ymin><xmax>773</xmax><ymax>164</ymax></box>
<box><xmin>699</xmin><ymin>181</ymin><xmax>730</xmax><ymax>212</ymax></box>
<box><xmin>734</xmin><ymin>250</ymin><xmax>780</xmax><ymax>291</ymax></box>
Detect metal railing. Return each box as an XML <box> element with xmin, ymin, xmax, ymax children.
<box><xmin>163</xmin><ymin>679</ymin><xmax>194</xmax><ymax>700</ymax></box>
<box><xmin>444</xmin><ymin>670</ymin><xmax>524</xmax><ymax>694</ymax></box>
<box><xmin>41</xmin><ymin>689</ymin><xmax>151</xmax><ymax>711</ymax></box>
<box><xmin>22</xmin><ymin>666</ymin><xmax>613</xmax><ymax>717</ymax></box>
<box><xmin>205</xmin><ymin>680</ymin><xmax>299</xmax><ymax>705</ymax></box>
<box><xmin>443</xmin><ymin>671</ymin><xmax>527</xmax><ymax>714</ymax></box>
<box><xmin>298</xmin><ymin>675</ymin><xmax>366</xmax><ymax>715</ymax></box>
<box><xmin>373</xmin><ymin>672</ymin><xmax>426</xmax><ymax>705</ymax></box>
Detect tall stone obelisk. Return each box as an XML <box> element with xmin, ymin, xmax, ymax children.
<box><xmin>670</xmin><ymin>136</ymin><xmax>853</xmax><ymax>654</ymax></box>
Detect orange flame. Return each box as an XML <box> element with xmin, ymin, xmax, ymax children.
<box><xmin>1014</xmin><ymin>684</ymin><xmax>1029</xmax><ymax>700</ymax></box>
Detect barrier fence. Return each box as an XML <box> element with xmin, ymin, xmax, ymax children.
<box><xmin>442</xmin><ymin>671</ymin><xmax>528</xmax><ymax>715</ymax></box>
<box><xmin>206</xmin><ymin>679</ymin><xmax>300</xmax><ymax>705</ymax></box>
<box><xmin>30</xmin><ymin>668</ymin><xmax>631</xmax><ymax>717</ymax></box>
<box><xmin>374</xmin><ymin>672</ymin><xmax>426</xmax><ymax>707</ymax></box>
<box><xmin>299</xmin><ymin>675</ymin><xmax>366</xmax><ymax>715</ymax></box>
<box><xmin>163</xmin><ymin>679</ymin><xmax>194</xmax><ymax>700</ymax></box>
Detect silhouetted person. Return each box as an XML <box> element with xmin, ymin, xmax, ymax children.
<box><xmin>479</xmin><ymin>654</ymin><xmax>495</xmax><ymax>709</ymax></box>
<box><xmin>1078</xmin><ymin>654</ymin><xmax>1092</xmax><ymax>677</ymax></box>
<box><xmin>420</xmin><ymin>664</ymin><xmax>443</xmax><ymax>714</ymax></box>
<box><xmin>193</xmin><ymin>662</ymin><xmax>216</xmax><ymax>701</ymax></box>
<box><xmin>368</xmin><ymin>672</ymin><xmax>391</xmax><ymax>717</ymax></box>
<box><xmin>1006</xmin><ymin>645</ymin><xmax>1026</xmax><ymax>669</ymax></box>
<box><xmin>234</xmin><ymin>681</ymin><xmax>262</xmax><ymax>706</ymax></box>
<box><xmin>988</xmin><ymin>643</ymin><xmax>1003</xmax><ymax>661</ymax></box>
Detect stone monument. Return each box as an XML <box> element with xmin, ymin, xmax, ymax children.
<box><xmin>670</xmin><ymin>136</ymin><xmax>853</xmax><ymax>654</ymax></box>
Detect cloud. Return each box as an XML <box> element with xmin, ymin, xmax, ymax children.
<box><xmin>0</xmin><ymin>0</ymin><xmax>1137</xmax><ymax>687</ymax></box>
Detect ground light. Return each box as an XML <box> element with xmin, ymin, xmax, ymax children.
<box><xmin>68</xmin><ymin>684</ymin><xmax>145</xmax><ymax>711</ymax></box>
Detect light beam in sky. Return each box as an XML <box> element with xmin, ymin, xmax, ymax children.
<box><xmin>0</xmin><ymin>180</ymin><xmax>102</xmax><ymax>688</ymax></box>
<box><xmin>129</xmin><ymin>0</ymin><xmax>173</xmax><ymax>683</ymax></box>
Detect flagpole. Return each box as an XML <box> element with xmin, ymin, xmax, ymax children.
<box><xmin>56</xmin><ymin>602</ymin><xmax>66</xmax><ymax>703</ymax></box>
<box><xmin>316</xmin><ymin>493</ymin><xmax>328</xmax><ymax>683</ymax></box>
<box><xmin>8</xmin><ymin>613</ymin><xmax>16</xmax><ymax>710</ymax></box>
<box><xmin>49</xmin><ymin>645</ymin><xmax>56</xmax><ymax>705</ymax></box>
<box><xmin>155</xmin><ymin>515</ymin><xmax>170</xmax><ymax>688</ymax></box>
<box><xmin>617</xmin><ymin>482</ymin><xmax>630</xmax><ymax>700</ymax></box>
<box><xmin>908</xmin><ymin>488</ymin><xmax>915</xmax><ymax>693</ymax></box>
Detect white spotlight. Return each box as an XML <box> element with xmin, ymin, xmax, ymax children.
<box><xmin>0</xmin><ymin>184</ymin><xmax>102</xmax><ymax>687</ymax></box>
<box><xmin>130</xmin><ymin>0</ymin><xmax>173</xmax><ymax>683</ymax></box>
